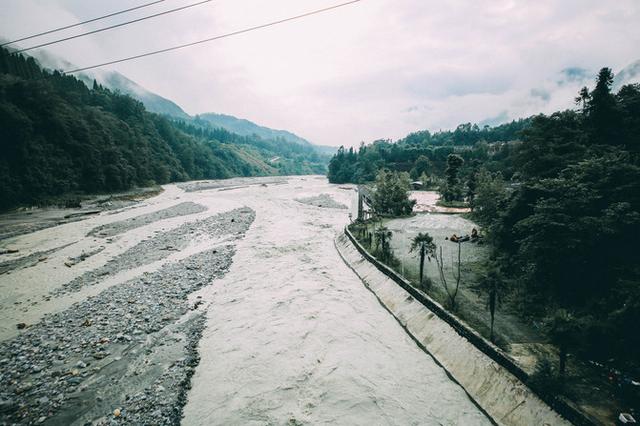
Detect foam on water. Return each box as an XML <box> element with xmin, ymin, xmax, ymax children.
<box><xmin>183</xmin><ymin>177</ymin><xmax>490</xmax><ymax>425</ymax></box>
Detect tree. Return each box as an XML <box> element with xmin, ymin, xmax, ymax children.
<box><xmin>586</xmin><ymin>67</ymin><xmax>619</xmax><ymax>144</ymax></box>
<box><xmin>479</xmin><ymin>266</ymin><xmax>506</xmax><ymax>342</ymax></box>
<box><xmin>328</xmin><ymin>146</ymin><xmax>355</xmax><ymax>183</ymax></box>
<box><xmin>409</xmin><ymin>232</ymin><xmax>436</xmax><ymax>288</ymax></box>
<box><xmin>374</xmin><ymin>226</ymin><xmax>393</xmax><ymax>262</ymax></box>
<box><xmin>505</xmin><ymin>153</ymin><xmax>640</xmax><ymax>307</ymax></box>
<box><xmin>418</xmin><ymin>172</ymin><xmax>433</xmax><ymax>190</ymax></box>
<box><xmin>616</xmin><ymin>83</ymin><xmax>640</xmax><ymax>151</ymax></box>
<box><xmin>372</xmin><ymin>169</ymin><xmax>416</xmax><ymax>216</ymax></box>
<box><xmin>574</xmin><ymin>86</ymin><xmax>590</xmax><ymax>112</ymax></box>
<box><xmin>435</xmin><ymin>243</ymin><xmax>462</xmax><ymax>310</ymax></box>
<box><xmin>548</xmin><ymin>310</ymin><xmax>581</xmax><ymax>376</ymax></box>
<box><xmin>410</xmin><ymin>155</ymin><xmax>431</xmax><ymax>181</ymax></box>
<box><xmin>466</xmin><ymin>165</ymin><xmax>479</xmax><ymax>207</ymax></box>
<box><xmin>440</xmin><ymin>154</ymin><xmax>464</xmax><ymax>201</ymax></box>
<box><xmin>470</xmin><ymin>169</ymin><xmax>507</xmax><ymax>227</ymax></box>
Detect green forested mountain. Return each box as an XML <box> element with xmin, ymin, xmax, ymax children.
<box><xmin>31</xmin><ymin>50</ymin><xmax>336</xmax><ymax>157</ymax></box>
<box><xmin>31</xmin><ymin>51</ymin><xmax>334</xmax><ymax>155</ymax></box>
<box><xmin>0</xmin><ymin>48</ymin><xmax>329</xmax><ymax>210</ymax></box>
<box><xmin>29</xmin><ymin>49</ymin><xmax>191</xmax><ymax>120</ymax></box>
<box><xmin>32</xmin><ymin>50</ymin><xmax>336</xmax><ymax>157</ymax></box>
<box><xmin>99</xmin><ymin>71</ymin><xmax>191</xmax><ymax>120</ymax></box>
<box><xmin>195</xmin><ymin>113</ymin><xmax>311</xmax><ymax>146</ymax></box>
<box><xmin>327</xmin><ymin>118</ymin><xmax>531</xmax><ymax>184</ymax></box>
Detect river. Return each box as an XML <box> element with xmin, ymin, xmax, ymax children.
<box><xmin>181</xmin><ymin>177</ymin><xmax>490</xmax><ymax>425</ymax></box>
<box><xmin>0</xmin><ymin>176</ymin><xmax>490</xmax><ymax>425</ymax></box>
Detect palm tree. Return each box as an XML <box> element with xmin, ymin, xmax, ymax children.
<box><xmin>409</xmin><ymin>232</ymin><xmax>435</xmax><ymax>287</ymax></box>
<box><xmin>374</xmin><ymin>226</ymin><xmax>393</xmax><ymax>262</ymax></box>
<box><xmin>549</xmin><ymin>309</ymin><xmax>579</xmax><ymax>377</ymax></box>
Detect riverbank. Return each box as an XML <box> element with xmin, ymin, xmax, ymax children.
<box><xmin>336</xmin><ymin>229</ymin><xmax>575</xmax><ymax>426</ymax></box>
<box><xmin>349</xmin><ymin>193</ymin><xmax>627</xmax><ymax>424</ymax></box>
<box><xmin>0</xmin><ymin>186</ymin><xmax>163</xmax><ymax>242</ymax></box>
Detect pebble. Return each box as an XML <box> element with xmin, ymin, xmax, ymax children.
<box><xmin>0</xmin><ymin>208</ymin><xmax>255</xmax><ymax>425</ymax></box>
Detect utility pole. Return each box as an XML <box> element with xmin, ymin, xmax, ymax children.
<box><xmin>357</xmin><ymin>185</ymin><xmax>364</xmax><ymax>221</ymax></box>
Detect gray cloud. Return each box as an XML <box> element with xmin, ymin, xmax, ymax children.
<box><xmin>1</xmin><ymin>0</ymin><xmax>639</xmax><ymax>146</ymax></box>
<box><xmin>557</xmin><ymin>67</ymin><xmax>592</xmax><ymax>86</ymax></box>
<box><xmin>478</xmin><ymin>111</ymin><xmax>510</xmax><ymax>128</ymax></box>
<box><xmin>530</xmin><ymin>88</ymin><xmax>551</xmax><ymax>102</ymax></box>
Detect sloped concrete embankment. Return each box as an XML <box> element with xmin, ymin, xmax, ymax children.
<box><xmin>335</xmin><ymin>231</ymin><xmax>574</xmax><ymax>426</ymax></box>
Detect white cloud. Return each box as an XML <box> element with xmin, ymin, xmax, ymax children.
<box><xmin>1</xmin><ymin>0</ymin><xmax>639</xmax><ymax>146</ymax></box>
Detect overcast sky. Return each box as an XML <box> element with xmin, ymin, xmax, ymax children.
<box><xmin>1</xmin><ymin>0</ymin><xmax>640</xmax><ymax>146</ymax></box>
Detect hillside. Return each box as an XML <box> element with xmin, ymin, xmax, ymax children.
<box><xmin>29</xmin><ymin>50</ymin><xmax>334</xmax><ymax>155</ymax></box>
<box><xmin>99</xmin><ymin>71</ymin><xmax>191</xmax><ymax>120</ymax></box>
<box><xmin>196</xmin><ymin>113</ymin><xmax>311</xmax><ymax>146</ymax></box>
<box><xmin>0</xmin><ymin>48</ymin><xmax>328</xmax><ymax>210</ymax></box>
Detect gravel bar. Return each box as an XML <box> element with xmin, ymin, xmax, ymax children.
<box><xmin>55</xmin><ymin>207</ymin><xmax>254</xmax><ymax>296</ymax></box>
<box><xmin>295</xmin><ymin>193</ymin><xmax>348</xmax><ymax>209</ymax></box>
<box><xmin>87</xmin><ymin>202</ymin><xmax>207</xmax><ymax>238</ymax></box>
<box><xmin>0</xmin><ymin>207</ymin><xmax>254</xmax><ymax>425</ymax></box>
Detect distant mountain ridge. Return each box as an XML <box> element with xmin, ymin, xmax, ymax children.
<box><xmin>0</xmin><ymin>47</ymin><xmax>331</xmax><ymax>209</ymax></box>
<box><xmin>27</xmin><ymin>50</ymin><xmax>330</xmax><ymax>152</ymax></box>
<box><xmin>99</xmin><ymin>71</ymin><xmax>190</xmax><ymax>120</ymax></box>
<box><xmin>195</xmin><ymin>113</ymin><xmax>311</xmax><ymax>146</ymax></box>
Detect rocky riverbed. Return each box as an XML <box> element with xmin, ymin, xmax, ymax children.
<box><xmin>87</xmin><ymin>202</ymin><xmax>207</xmax><ymax>238</ymax></box>
<box><xmin>0</xmin><ymin>193</ymin><xmax>254</xmax><ymax>425</ymax></box>
<box><xmin>56</xmin><ymin>208</ymin><xmax>253</xmax><ymax>296</ymax></box>
<box><xmin>295</xmin><ymin>193</ymin><xmax>347</xmax><ymax>209</ymax></box>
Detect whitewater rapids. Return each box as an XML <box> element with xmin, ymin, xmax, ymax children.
<box><xmin>182</xmin><ymin>177</ymin><xmax>490</xmax><ymax>425</ymax></box>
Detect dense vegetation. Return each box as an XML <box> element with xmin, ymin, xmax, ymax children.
<box><xmin>478</xmin><ymin>70</ymin><xmax>640</xmax><ymax>374</ymax></box>
<box><xmin>194</xmin><ymin>113</ymin><xmax>311</xmax><ymax>147</ymax></box>
<box><xmin>327</xmin><ymin>118</ymin><xmax>529</xmax><ymax>184</ymax></box>
<box><xmin>0</xmin><ymin>48</ymin><xmax>329</xmax><ymax>210</ymax></box>
<box><xmin>334</xmin><ymin>68</ymin><xmax>640</xmax><ymax>377</ymax></box>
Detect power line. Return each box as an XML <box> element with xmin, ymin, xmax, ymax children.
<box><xmin>13</xmin><ymin>0</ymin><xmax>215</xmax><ymax>55</ymax></box>
<box><xmin>63</xmin><ymin>0</ymin><xmax>362</xmax><ymax>75</ymax></box>
<box><xmin>1</xmin><ymin>0</ymin><xmax>167</xmax><ymax>48</ymax></box>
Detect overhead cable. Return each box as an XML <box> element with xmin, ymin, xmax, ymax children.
<box><xmin>13</xmin><ymin>0</ymin><xmax>215</xmax><ymax>54</ymax></box>
<box><xmin>1</xmin><ymin>0</ymin><xmax>167</xmax><ymax>47</ymax></box>
<box><xmin>63</xmin><ymin>0</ymin><xmax>362</xmax><ymax>74</ymax></box>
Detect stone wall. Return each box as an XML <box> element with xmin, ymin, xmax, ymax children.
<box><xmin>336</xmin><ymin>230</ymin><xmax>592</xmax><ymax>426</ymax></box>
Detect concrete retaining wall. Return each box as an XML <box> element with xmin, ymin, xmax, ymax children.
<box><xmin>335</xmin><ymin>230</ymin><xmax>582</xmax><ymax>426</ymax></box>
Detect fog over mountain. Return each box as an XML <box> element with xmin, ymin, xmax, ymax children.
<box><xmin>2</xmin><ymin>0</ymin><xmax>638</xmax><ymax>147</ymax></box>
<box><xmin>28</xmin><ymin>49</ymin><xmax>328</xmax><ymax>152</ymax></box>
<box><xmin>614</xmin><ymin>59</ymin><xmax>640</xmax><ymax>91</ymax></box>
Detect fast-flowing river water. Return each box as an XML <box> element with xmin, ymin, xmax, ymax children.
<box><xmin>181</xmin><ymin>177</ymin><xmax>490</xmax><ymax>425</ymax></box>
<box><xmin>0</xmin><ymin>176</ymin><xmax>490</xmax><ymax>425</ymax></box>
